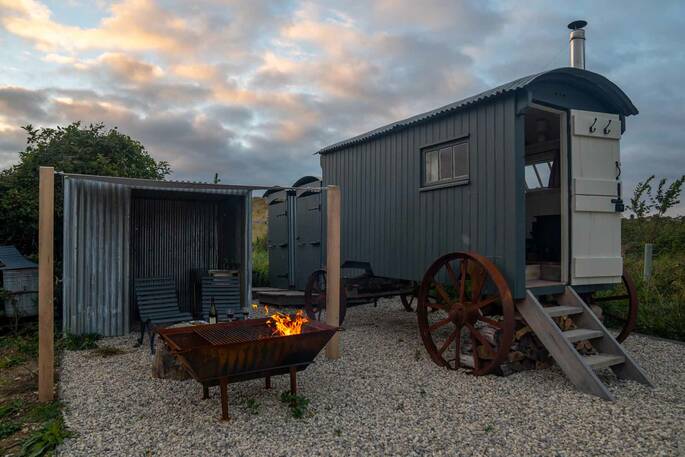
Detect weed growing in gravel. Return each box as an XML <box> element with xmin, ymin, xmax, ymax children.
<box><xmin>484</xmin><ymin>425</ymin><xmax>494</xmax><ymax>433</ymax></box>
<box><xmin>414</xmin><ymin>349</ymin><xmax>422</xmax><ymax>361</ymax></box>
<box><xmin>334</xmin><ymin>429</ymin><xmax>341</xmax><ymax>437</ymax></box>
<box><xmin>62</xmin><ymin>333</ymin><xmax>100</xmax><ymax>351</ymax></box>
<box><xmin>279</xmin><ymin>391</ymin><xmax>310</xmax><ymax>419</ymax></box>
<box><xmin>20</xmin><ymin>417</ymin><xmax>71</xmax><ymax>456</ymax></box>
<box><xmin>246</xmin><ymin>398</ymin><xmax>260</xmax><ymax>415</ymax></box>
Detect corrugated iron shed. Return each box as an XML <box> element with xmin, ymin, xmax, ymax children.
<box><xmin>62</xmin><ymin>173</ymin><xmax>259</xmax><ymax>336</ymax></box>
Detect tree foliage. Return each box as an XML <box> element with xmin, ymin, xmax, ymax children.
<box><xmin>629</xmin><ymin>174</ymin><xmax>685</xmax><ymax>219</ymax></box>
<box><xmin>0</xmin><ymin>122</ymin><xmax>170</xmax><ymax>257</ymax></box>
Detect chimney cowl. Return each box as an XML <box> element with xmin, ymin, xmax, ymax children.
<box><xmin>568</xmin><ymin>20</ymin><xmax>587</xmax><ymax>69</ymax></box>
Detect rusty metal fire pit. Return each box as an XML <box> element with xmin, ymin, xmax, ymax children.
<box><xmin>157</xmin><ymin>318</ymin><xmax>336</xmax><ymax>420</ymax></box>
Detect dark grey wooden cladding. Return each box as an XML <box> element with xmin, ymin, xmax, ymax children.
<box><xmin>320</xmin><ymin>95</ymin><xmax>526</xmax><ymax>298</ymax></box>
<box><xmin>267</xmin><ymin>190</ymin><xmax>290</xmax><ymax>289</ymax></box>
<box><xmin>129</xmin><ymin>191</ymin><xmax>244</xmax><ymax>318</ymax></box>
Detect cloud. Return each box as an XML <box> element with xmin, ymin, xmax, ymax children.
<box><xmin>0</xmin><ymin>0</ymin><xmax>683</xmax><ymax>211</ymax></box>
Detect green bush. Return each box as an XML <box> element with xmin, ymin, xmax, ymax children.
<box><xmin>61</xmin><ymin>333</ymin><xmax>100</xmax><ymax>351</ymax></box>
<box><xmin>621</xmin><ymin>217</ymin><xmax>685</xmax><ymax>341</ymax></box>
<box><xmin>20</xmin><ymin>417</ymin><xmax>71</xmax><ymax>457</ymax></box>
<box><xmin>252</xmin><ymin>236</ymin><xmax>269</xmax><ymax>287</ymax></box>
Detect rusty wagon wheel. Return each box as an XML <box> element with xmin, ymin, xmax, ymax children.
<box><xmin>417</xmin><ymin>252</ymin><xmax>515</xmax><ymax>376</ymax></box>
<box><xmin>304</xmin><ymin>269</ymin><xmax>347</xmax><ymax>325</ymax></box>
<box><xmin>589</xmin><ymin>269</ymin><xmax>638</xmax><ymax>343</ymax></box>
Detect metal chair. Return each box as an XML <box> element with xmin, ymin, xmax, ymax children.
<box><xmin>134</xmin><ymin>277</ymin><xmax>193</xmax><ymax>353</ymax></box>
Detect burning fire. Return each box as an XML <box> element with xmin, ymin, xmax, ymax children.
<box><xmin>252</xmin><ymin>303</ymin><xmax>310</xmax><ymax>336</ymax></box>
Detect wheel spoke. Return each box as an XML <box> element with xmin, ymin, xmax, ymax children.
<box><xmin>459</xmin><ymin>260</ymin><xmax>467</xmax><ymax>304</ymax></box>
<box><xmin>433</xmin><ymin>281</ymin><xmax>452</xmax><ymax>304</ymax></box>
<box><xmin>445</xmin><ymin>262</ymin><xmax>460</xmax><ymax>290</ymax></box>
<box><xmin>478</xmin><ymin>316</ymin><xmax>502</xmax><ymax>329</ymax></box>
<box><xmin>438</xmin><ymin>327</ymin><xmax>460</xmax><ymax>354</ymax></box>
<box><xmin>429</xmin><ymin>316</ymin><xmax>452</xmax><ymax>332</ymax></box>
<box><xmin>474</xmin><ymin>294</ymin><xmax>499</xmax><ymax>310</ymax></box>
<box><xmin>471</xmin><ymin>265</ymin><xmax>487</xmax><ymax>303</ymax></box>
<box><xmin>466</xmin><ymin>322</ymin><xmax>496</xmax><ymax>357</ymax></box>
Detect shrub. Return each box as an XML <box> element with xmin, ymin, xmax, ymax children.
<box><xmin>252</xmin><ymin>236</ymin><xmax>269</xmax><ymax>287</ymax></box>
<box><xmin>61</xmin><ymin>333</ymin><xmax>100</xmax><ymax>351</ymax></box>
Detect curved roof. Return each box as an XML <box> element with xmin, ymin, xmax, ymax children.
<box><xmin>317</xmin><ymin>67</ymin><xmax>637</xmax><ymax>154</ymax></box>
<box><xmin>262</xmin><ymin>186</ymin><xmax>285</xmax><ymax>199</ymax></box>
<box><xmin>292</xmin><ymin>175</ymin><xmax>321</xmax><ymax>187</ymax></box>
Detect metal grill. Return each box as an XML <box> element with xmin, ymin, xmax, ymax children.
<box><xmin>193</xmin><ymin>323</ymin><xmax>273</xmax><ymax>346</ymax></box>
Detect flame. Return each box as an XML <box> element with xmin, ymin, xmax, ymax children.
<box><xmin>252</xmin><ymin>303</ymin><xmax>309</xmax><ymax>336</ymax></box>
<box><xmin>267</xmin><ymin>310</ymin><xmax>310</xmax><ymax>336</ymax></box>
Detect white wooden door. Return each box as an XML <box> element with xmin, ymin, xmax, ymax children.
<box><xmin>570</xmin><ymin>109</ymin><xmax>623</xmax><ymax>285</ymax></box>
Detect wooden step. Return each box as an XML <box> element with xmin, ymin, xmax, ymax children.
<box><xmin>563</xmin><ymin>328</ymin><xmax>604</xmax><ymax>343</ymax></box>
<box><xmin>583</xmin><ymin>354</ymin><xmax>625</xmax><ymax>370</ymax></box>
<box><xmin>543</xmin><ymin>305</ymin><xmax>583</xmax><ymax>317</ymax></box>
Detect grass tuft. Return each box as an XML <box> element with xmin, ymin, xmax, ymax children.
<box><xmin>279</xmin><ymin>391</ymin><xmax>310</xmax><ymax>419</ymax></box>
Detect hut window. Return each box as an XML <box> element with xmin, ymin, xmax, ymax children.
<box><xmin>423</xmin><ymin>139</ymin><xmax>469</xmax><ymax>187</ymax></box>
<box><xmin>524</xmin><ymin>160</ymin><xmax>554</xmax><ymax>190</ymax></box>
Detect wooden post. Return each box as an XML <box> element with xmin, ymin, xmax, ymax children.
<box><xmin>325</xmin><ymin>185</ymin><xmax>341</xmax><ymax>359</ymax></box>
<box><xmin>38</xmin><ymin>166</ymin><xmax>55</xmax><ymax>402</ymax></box>
<box><xmin>643</xmin><ymin>243</ymin><xmax>653</xmax><ymax>280</ymax></box>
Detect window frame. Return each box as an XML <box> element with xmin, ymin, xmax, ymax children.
<box><xmin>420</xmin><ymin>136</ymin><xmax>470</xmax><ymax>191</ymax></box>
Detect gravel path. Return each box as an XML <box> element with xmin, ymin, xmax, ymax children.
<box><xmin>58</xmin><ymin>298</ymin><xmax>685</xmax><ymax>456</ymax></box>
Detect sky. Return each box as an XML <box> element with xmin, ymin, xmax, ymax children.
<box><xmin>0</xmin><ymin>0</ymin><xmax>683</xmax><ymax>206</ymax></box>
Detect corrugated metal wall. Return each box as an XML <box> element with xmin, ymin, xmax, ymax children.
<box><xmin>63</xmin><ymin>176</ymin><xmax>252</xmax><ymax>336</ymax></box>
<box><xmin>129</xmin><ymin>192</ymin><xmax>245</xmax><ymax>317</ymax></box>
<box><xmin>320</xmin><ymin>94</ymin><xmax>527</xmax><ymax>298</ymax></box>
<box><xmin>63</xmin><ymin>178</ymin><xmax>131</xmax><ymax>336</ymax></box>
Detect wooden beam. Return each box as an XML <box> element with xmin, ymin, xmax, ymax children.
<box><xmin>325</xmin><ymin>185</ymin><xmax>341</xmax><ymax>359</ymax></box>
<box><xmin>38</xmin><ymin>166</ymin><xmax>55</xmax><ymax>402</ymax></box>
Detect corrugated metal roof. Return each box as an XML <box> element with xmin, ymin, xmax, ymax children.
<box><xmin>0</xmin><ymin>245</ymin><xmax>37</xmax><ymax>270</ymax></box>
<box><xmin>60</xmin><ymin>173</ymin><xmax>269</xmax><ymax>194</ymax></box>
<box><xmin>317</xmin><ymin>67</ymin><xmax>638</xmax><ymax>154</ymax></box>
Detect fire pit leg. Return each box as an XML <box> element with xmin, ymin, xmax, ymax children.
<box><xmin>202</xmin><ymin>384</ymin><xmax>209</xmax><ymax>399</ymax></box>
<box><xmin>219</xmin><ymin>378</ymin><xmax>229</xmax><ymax>421</ymax></box>
<box><xmin>265</xmin><ymin>376</ymin><xmax>271</xmax><ymax>389</ymax></box>
<box><xmin>289</xmin><ymin>367</ymin><xmax>297</xmax><ymax>395</ymax></box>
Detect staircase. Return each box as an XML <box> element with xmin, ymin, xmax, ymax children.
<box><xmin>518</xmin><ymin>286</ymin><xmax>652</xmax><ymax>400</ymax></box>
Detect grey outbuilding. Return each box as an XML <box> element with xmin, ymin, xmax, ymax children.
<box><xmin>61</xmin><ymin>174</ymin><xmax>259</xmax><ymax>336</ymax></box>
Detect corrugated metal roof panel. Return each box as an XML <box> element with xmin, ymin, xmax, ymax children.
<box><xmin>60</xmin><ymin>173</ymin><xmax>266</xmax><ymax>194</ymax></box>
<box><xmin>0</xmin><ymin>245</ymin><xmax>37</xmax><ymax>270</ymax></box>
<box><xmin>317</xmin><ymin>67</ymin><xmax>638</xmax><ymax>154</ymax></box>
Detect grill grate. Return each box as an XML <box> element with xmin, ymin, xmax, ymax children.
<box><xmin>193</xmin><ymin>323</ymin><xmax>274</xmax><ymax>346</ymax></box>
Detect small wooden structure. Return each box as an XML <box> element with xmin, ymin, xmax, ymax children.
<box><xmin>0</xmin><ymin>245</ymin><xmax>38</xmax><ymax>318</ymax></box>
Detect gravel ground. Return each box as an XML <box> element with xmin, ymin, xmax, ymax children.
<box><xmin>58</xmin><ymin>298</ymin><xmax>685</xmax><ymax>456</ymax></box>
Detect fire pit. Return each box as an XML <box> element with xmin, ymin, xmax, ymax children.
<box><xmin>157</xmin><ymin>316</ymin><xmax>336</xmax><ymax>420</ymax></box>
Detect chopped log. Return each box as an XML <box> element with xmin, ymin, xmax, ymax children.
<box><xmin>152</xmin><ymin>341</ymin><xmax>191</xmax><ymax>380</ymax></box>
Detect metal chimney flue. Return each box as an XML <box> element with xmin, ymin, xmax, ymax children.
<box><xmin>568</xmin><ymin>20</ymin><xmax>587</xmax><ymax>69</ymax></box>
